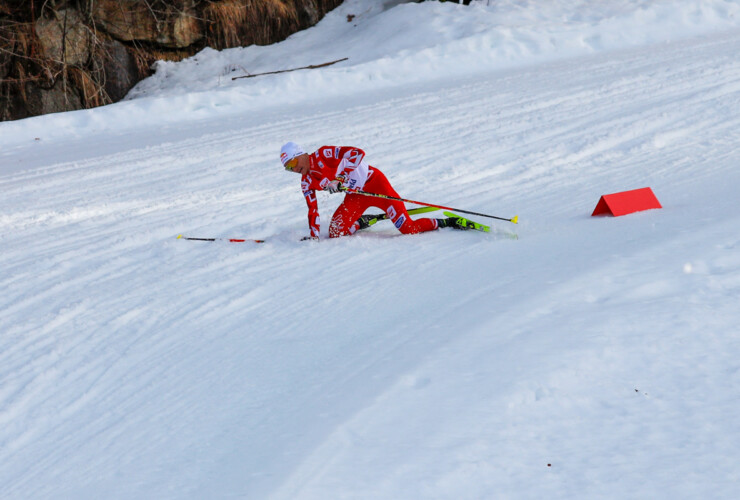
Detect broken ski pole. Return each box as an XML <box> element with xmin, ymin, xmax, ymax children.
<box><xmin>232</xmin><ymin>57</ymin><xmax>348</xmax><ymax>80</ymax></box>
<box><xmin>341</xmin><ymin>188</ymin><xmax>518</xmax><ymax>224</ymax></box>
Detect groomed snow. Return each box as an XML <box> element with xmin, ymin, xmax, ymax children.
<box><xmin>1</xmin><ymin>1</ymin><xmax>740</xmax><ymax>498</ymax></box>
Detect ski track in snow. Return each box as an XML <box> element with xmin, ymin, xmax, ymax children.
<box><xmin>2</xmin><ymin>12</ymin><xmax>740</xmax><ymax>500</ymax></box>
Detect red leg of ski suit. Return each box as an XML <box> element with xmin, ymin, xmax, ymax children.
<box><xmin>328</xmin><ymin>168</ymin><xmax>438</xmax><ymax>238</ymax></box>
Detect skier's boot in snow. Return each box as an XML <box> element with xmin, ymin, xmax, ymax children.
<box><xmin>438</xmin><ymin>217</ymin><xmax>475</xmax><ymax>230</ymax></box>
<box><xmin>356</xmin><ymin>214</ymin><xmax>377</xmax><ymax>231</ymax></box>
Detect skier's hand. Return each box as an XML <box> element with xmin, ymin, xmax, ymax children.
<box><xmin>325</xmin><ymin>179</ymin><xmax>342</xmax><ymax>194</ymax></box>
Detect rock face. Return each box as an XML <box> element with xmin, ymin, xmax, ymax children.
<box><xmin>99</xmin><ymin>38</ymin><xmax>140</xmax><ymax>103</ymax></box>
<box><xmin>0</xmin><ymin>0</ymin><xmax>344</xmax><ymax>121</ymax></box>
<box><xmin>92</xmin><ymin>0</ymin><xmax>203</xmax><ymax>48</ymax></box>
<box><xmin>35</xmin><ymin>8</ymin><xmax>91</xmax><ymax>66</ymax></box>
<box><xmin>23</xmin><ymin>78</ymin><xmax>83</xmax><ymax>116</ymax></box>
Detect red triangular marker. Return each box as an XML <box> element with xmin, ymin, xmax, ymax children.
<box><xmin>592</xmin><ymin>187</ymin><xmax>662</xmax><ymax>217</ymax></box>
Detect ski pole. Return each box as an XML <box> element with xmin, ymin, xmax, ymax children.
<box><xmin>176</xmin><ymin>207</ymin><xmax>439</xmax><ymax>244</ymax></box>
<box><xmin>341</xmin><ymin>188</ymin><xmax>518</xmax><ymax>224</ymax></box>
<box><xmin>177</xmin><ymin>235</ymin><xmax>265</xmax><ymax>243</ymax></box>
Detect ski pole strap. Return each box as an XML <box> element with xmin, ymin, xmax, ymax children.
<box><xmin>341</xmin><ymin>188</ymin><xmax>518</xmax><ymax>224</ymax></box>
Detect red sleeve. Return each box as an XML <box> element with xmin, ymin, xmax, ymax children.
<box><xmin>334</xmin><ymin>146</ymin><xmax>366</xmax><ymax>180</ymax></box>
<box><xmin>301</xmin><ymin>177</ymin><xmax>321</xmax><ymax>238</ymax></box>
<box><xmin>313</xmin><ymin>146</ymin><xmax>365</xmax><ymax>181</ymax></box>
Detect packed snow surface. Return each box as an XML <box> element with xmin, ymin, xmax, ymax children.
<box><xmin>2</xmin><ymin>0</ymin><xmax>740</xmax><ymax>498</ymax></box>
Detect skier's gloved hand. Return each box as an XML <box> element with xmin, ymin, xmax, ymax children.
<box><xmin>325</xmin><ymin>179</ymin><xmax>343</xmax><ymax>194</ymax></box>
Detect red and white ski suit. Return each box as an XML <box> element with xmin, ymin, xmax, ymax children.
<box><xmin>300</xmin><ymin>146</ymin><xmax>439</xmax><ymax>238</ymax></box>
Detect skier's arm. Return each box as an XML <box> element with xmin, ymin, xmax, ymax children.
<box><xmin>335</xmin><ymin>147</ymin><xmax>366</xmax><ymax>184</ymax></box>
<box><xmin>302</xmin><ymin>185</ymin><xmax>321</xmax><ymax>239</ymax></box>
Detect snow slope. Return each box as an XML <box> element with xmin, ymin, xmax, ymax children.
<box><xmin>2</xmin><ymin>1</ymin><xmax>740</xmax><ymax>498</ymax></box>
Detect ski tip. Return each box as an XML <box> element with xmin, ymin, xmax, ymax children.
<box><xmin>176</xmin><ymin>234</ymin><xmax>183</xmax><ymax>239</ymax></box>
<box><xmin>511</xmin><ymin>216</ymin><xmax>519</xmax><ymax>224</ymax></box>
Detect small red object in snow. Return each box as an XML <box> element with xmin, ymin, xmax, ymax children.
<box><xmin>591</xmin><ymin>187</ymin><xmax>662</xmax><ymax>217</ymax></box>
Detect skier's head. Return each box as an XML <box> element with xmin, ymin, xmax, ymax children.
<box><xmin>280</xmin><ymin>142</ymin><xmax>306</xmax><ymax>171</ymax></box>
